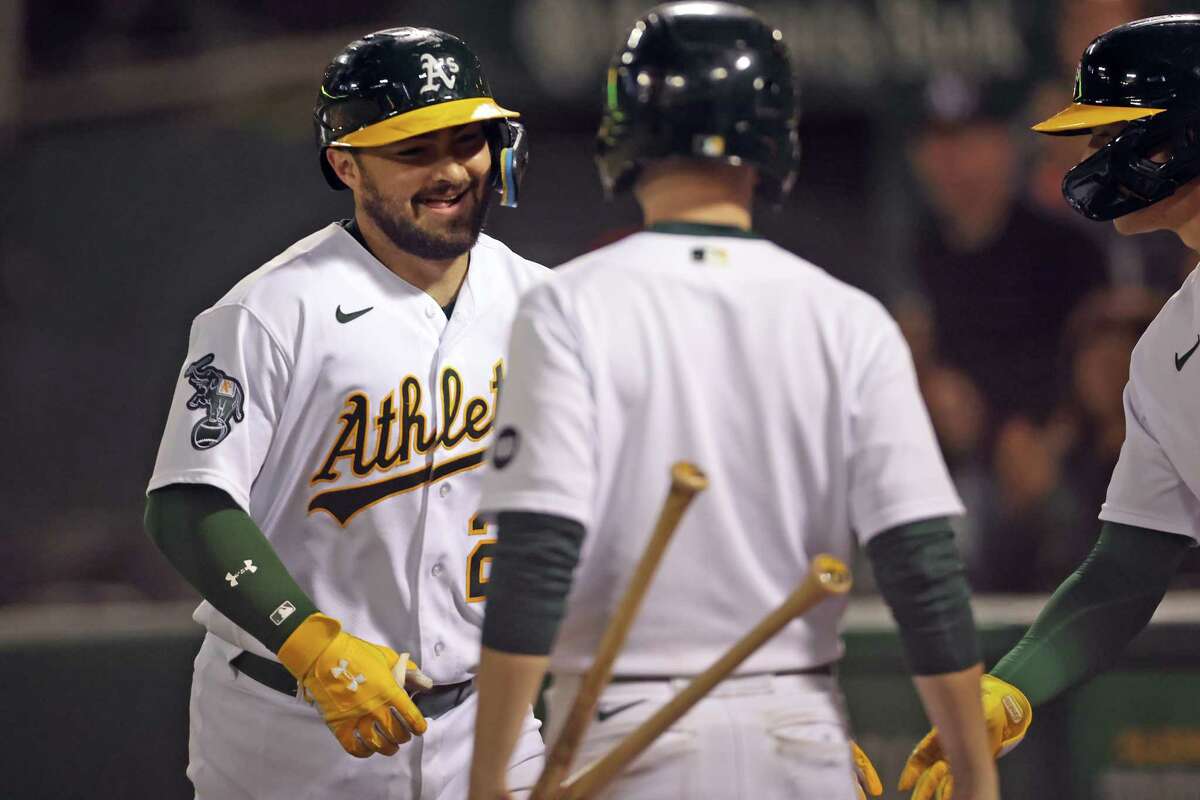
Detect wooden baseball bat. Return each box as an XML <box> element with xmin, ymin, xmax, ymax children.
<box><xmin>558</xmin><ymin>554</ymin><xmax>852</xmax><ymax>800</ymax></box>
<box><xmin>530</xmin><ymin>462</ymin><xmax>708</xmax><ymax>800</ymax></box>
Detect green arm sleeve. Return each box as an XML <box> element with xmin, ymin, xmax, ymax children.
<box><xmin>990</xmin><ymin>522</ymin><xmax>1192</xmax><ymax>706</ymax></box>
<box><xmin>144</xmin><ymin>484</ymin><xmax>319</xmax><ymax>652</ymax></box>
<box><xmin>865</xmin><ymin>517</ymin><xmax>981</xmax><ymax>675</ymax></box>
<box><xmin>481</xmin><ymin>511</ymin><xmax>586</xmax><ymax>655</ymax></box>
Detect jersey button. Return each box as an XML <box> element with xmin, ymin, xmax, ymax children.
<box><xmin>433</xmin><ymin>641</ymin><xmax>445</xmax><ymax>656</ymax></box>
<box><xmin>425</xmin><ymin>304</ymin><xmax>436</xmax><ymax>318</ymax></box>
<box><xmin>431</xmin><ymin>562</ymin><xmax>444</xmax><ymax>577</ymax></box>
<box><xmin>439</xmin><ymin>483</ymin><xmax>452</xmax><ymax>498</ymax></box>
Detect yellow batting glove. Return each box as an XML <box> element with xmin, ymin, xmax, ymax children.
<box><xmin>278</xmin><ymin>613</ymin><xmax>428</xmax><ymax>758</ymax></box>
<box><xmin>851</xmin><ymin>740</ymin><xmax>883</xmax><ymax>798</ymax></box>
<box><xmin>897</xmin><ymin>675</ymin><xmax>1032</xmax><ymax>800</ymax></box>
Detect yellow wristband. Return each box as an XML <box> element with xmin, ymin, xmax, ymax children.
<box><xmin>277</xmin><ymin>613</ymin><xmax>342</xmax><ymax>678</ymax></box>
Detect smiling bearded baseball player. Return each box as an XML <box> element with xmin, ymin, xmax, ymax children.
<box><xmin>144</xmin><ymin>28</ymin><xmax>547</xmax><ymax>800</ymax></box>
<box><xmin>465</xmin><ymin>4</ymin><xmax>998</xmax><ymax>800</ymax></box>
<box><xmin>899</xmin><ymin>15</ymin><xmax>1200</xmax><ymax>799</ymax></box>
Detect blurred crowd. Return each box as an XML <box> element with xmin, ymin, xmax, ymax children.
<box><xmin>6</xmin><ymin>0</ymin><xmax>1200</xmax><ymax>607</ymax></box>
<box><xmin>892</xmin><ymin>0</ymin><xmax>1200</xmax><ymax>592</ymax></box>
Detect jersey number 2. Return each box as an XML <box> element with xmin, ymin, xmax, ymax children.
<box><xmin>466</xmin><ymin>514</ymin><xmax>496</xmax><ymax>603</ymax></box>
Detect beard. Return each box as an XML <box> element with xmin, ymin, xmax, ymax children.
<box><xmin>359</xmin><ymin>171</ymin><xmax>493</xmax><ymax>261</ymax></box>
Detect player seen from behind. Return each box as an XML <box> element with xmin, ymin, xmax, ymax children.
<box><xmin>467</xmin><ymin>4</ymin><xmax>998</xmax><ymax>799</ymax></box>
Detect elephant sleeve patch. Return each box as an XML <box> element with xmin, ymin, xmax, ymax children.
<box><xmin>184</xmin><ymin>353</ymin><xmax>246</xmax><ymax>450</ymax></box>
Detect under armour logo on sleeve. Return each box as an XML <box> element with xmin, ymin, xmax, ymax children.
<box><xmin>225</xmin><ymin>560</ymin><xmax>258</xmax><ymax>587</ymax></box>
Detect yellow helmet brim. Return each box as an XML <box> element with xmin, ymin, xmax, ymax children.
<box><xmin>1032</xmin><ymin>102</ymin><xmax>1167</xmax><ymax>136</ymax></box>
<box><xmin>332</xmin><ymin>97</ymin><xmax>519</xmax><ymax>148</ymax></box>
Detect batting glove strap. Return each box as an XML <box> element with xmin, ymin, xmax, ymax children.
<box><xmin>277</xmin><ymin>612</ymin><xmax>342</xmax><ymax>679</ymax></box>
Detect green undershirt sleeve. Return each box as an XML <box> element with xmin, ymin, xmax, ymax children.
<box><xmin>866</xmin><ymin>517</ymin><xmax>981</xmax><ymax>675</ymax></box>
<box><xmin>144</xmin><ymin>484</ymin><xmax>319</xmax><ymax>653</ymax></box>
<box><xmin>990</xmin><ymin>521</ymin><xmax>1192</xmax><ymax>706</ymax></box>
<box><xmin>481</xmin><ymin>511</ymin><xmax>586</xmax><ymax>656</ymax></box>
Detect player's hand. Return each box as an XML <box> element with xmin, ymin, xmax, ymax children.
<box><xmin>897</xmin><ymin>675</ymin><xmax>1032</xmax><ymax>799</ymax></box>
<box><xmin>277</xmin><ymin>612</ymin><xmax>429</xmax><ymax>758</ymax></box>
<box><xmin>852</xmin><ymin>740</ymin><xmax>883</xmax><ymax>799</ymax></box>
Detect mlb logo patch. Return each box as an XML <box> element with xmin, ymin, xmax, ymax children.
<box><xmin>271</xmin><ymin>601</ymin><xmax>297</xmax><ymax>626</ymax></box>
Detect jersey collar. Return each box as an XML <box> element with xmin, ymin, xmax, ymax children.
<box><xmin>646</xmin><ymin>221</ymin><xmax>762</xmax><ymax>239</ymax></box>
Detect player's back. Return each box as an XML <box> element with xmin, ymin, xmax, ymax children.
<box><xmin>534</xmin><ymin>225</ymin><xmax>954</xmax><ymax>676</ymax></box>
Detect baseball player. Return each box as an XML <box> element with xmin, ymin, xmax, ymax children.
<box><xmin>144</xmin><ymin>28</ymin><xmax>547</xmax><ymax>799</ymax></box>
<box><xmin>899</xmin><ymin>14</ymin><xmax>1200</xmax><ymax>799</ymax></box>
<box><xmin>466</xmin><ymin>4</ymin><xmax>997</xmax><ymax>800</ymax></box>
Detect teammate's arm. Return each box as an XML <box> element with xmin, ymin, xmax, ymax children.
<box><xmin>866</xmin><ymin>517</ymin><xmax>998</xmax><ymax>799</ymax></box>
<box><xmin>471</xmin><ymin>649</ymin><xmax>549</xmax><ymax>800</ymax></box>
<box><xmin>897</xmin><ymin>522</ymin><xmax>1190</xmax><ymax>798</ymax></box>
<box><xmin>990</xmin><ymin>521</ymin><xmax>1190</xmax><ymax>703</ymax></box>
<box><xmin>470</xmin><ymin>511</ymin><xmax>586</xmax><ymax>800</ymax></box>
<box><xmin>910</xmin><ymin>665</ymin><xmax>994</xmax><ymax>797</ymax></box>
<box><xmin>470</xmin><ymin>280</ymin><xmax>600</xmax><ymax>797</ymax></box>
<box><xmin>146</xmin><ymin>483</ymin><xmax>429</xmax><ymax>756</ymax></box>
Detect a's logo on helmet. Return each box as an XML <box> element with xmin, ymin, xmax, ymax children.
<box><xmin>184</xmin><ymin>353</ymin><xmax>246</xmax><ymax>450</ymax></box>
<box><xmin>418</xmin><ymin>53</ymin><xmax>460</xmax><ymax>94</ymax></box>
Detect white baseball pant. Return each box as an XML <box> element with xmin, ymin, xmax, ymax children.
<box><xmin>543</xmin><ymin>670</ymin><xmax>858</xmax><ymax>799</ymax></box>
<box><xmin>187</xmin><ymin>633</ymin><xmax>544</xmax><ymax>800</ymax></box>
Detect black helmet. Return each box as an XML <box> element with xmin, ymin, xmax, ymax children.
<box><xmin>1034</xmin><ymin>14</ymin><xmax>1200</xmax><ymax>221</ymax></box>
<box><xmin>314</xmin><ymin>28</ymin><xmax>529</xmax><ymax>207</ymax></box>
<box><xmin>596</xmin><ymin>2</ymin><xmax>800</xmax><ymax>203</ymax></box>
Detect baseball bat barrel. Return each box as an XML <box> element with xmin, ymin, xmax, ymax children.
<box><xmin>530</xmin><ymin>462</ymin><xmax>708</xmax><ymax>800</ymax></box>
<box><xmin>558</xmin><ymin>554</ymin><xmax>852</xmax><ymax>800</ymax></box>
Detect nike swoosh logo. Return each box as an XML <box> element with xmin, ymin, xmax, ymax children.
<box><xmin>1176</xmin><ymin>334</ymin><xmax>1200</xmax><ymax>371</ymax></box>
<box><xmin>336</xmin><ymin>305</ymin><xmax>373</xmax><ymax>324</ymax></box>
<box><xmin>595</xmin><ymin>699</ymin><xmax>646</xmax><ymax>723</ymax></box>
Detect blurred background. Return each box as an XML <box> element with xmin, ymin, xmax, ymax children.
<box><xmin>3</xmin><ymin>1</ymin><xmax>1200</xmax><ymax>797</ymax></box>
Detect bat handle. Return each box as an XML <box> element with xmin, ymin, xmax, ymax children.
<box><xmin>530</xmin><ymin>462</ymin><xmax>708</xmax><ymax>800</ymax></box>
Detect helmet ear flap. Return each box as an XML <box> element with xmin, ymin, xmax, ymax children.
<box><xmin>490</xmin><ymin>121</ymin><xmax>529</xmax><ymax>208</ymax></box>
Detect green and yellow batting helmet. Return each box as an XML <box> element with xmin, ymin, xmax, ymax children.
<box><xmin>314</xmin><ymin>27</ymin><xmax>529</xmax><ymax>207</ymax></box>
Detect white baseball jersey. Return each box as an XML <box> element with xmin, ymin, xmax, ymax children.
<box><xmin>148</xmin><ymin>223</ymin><xmax>549</xmax><ymax>683</ymax></box>
<box><xmin>1102</xmin><ymin>264</ymin><xmax>1200</xmax><ymax>542</ymax></box>
<box><xmin>478</xmin><ymin>226</ymin><xmax>963</xmax><ymax>676</ymax></box>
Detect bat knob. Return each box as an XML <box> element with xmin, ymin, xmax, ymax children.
<box><xmin>811</xmin><ymin>554</ymin><xmax>852</xmax><ymax>594</ymax></box>
<box><xmin>670</xmin><ymin>462</ymin><xmax>709</xmax><ymax>493</ymax></box>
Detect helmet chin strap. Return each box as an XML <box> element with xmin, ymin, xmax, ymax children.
<box><xmin>1063</xmin><ymin>109</ymin><xmax>1200</xmax><ymax>221</ymax></box>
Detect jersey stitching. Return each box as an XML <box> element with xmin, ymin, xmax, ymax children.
<box><xmin>210</xmin><ymin>302</ymin><xmax>296</xmax><ymax>374</ymax></box>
